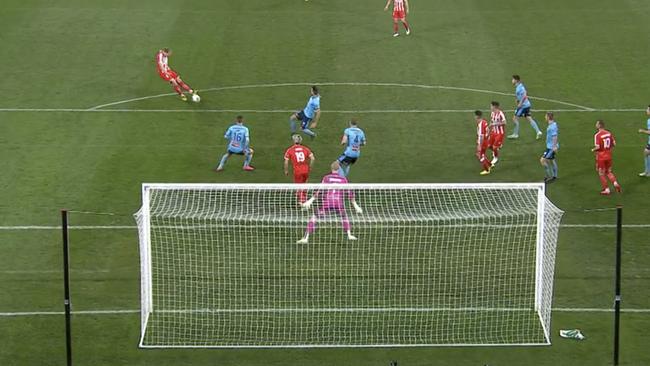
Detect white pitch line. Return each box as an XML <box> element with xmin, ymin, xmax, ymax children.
<box><xmin>1</xmin><ymin>307</ymin><xmax>649</xmax><ymax>317</ymax></box>
<box><xmin>0</xmin><ymin>310</ymin><xmax>140</xmax><ymax>317</ymax></box>
<box><xmin>85</xmin><ymin>82</ymin><xmax>595</xmax><ymax>111</ymax></box>
<box><xmin>0</xmin><ymin>224</ymin><xmax>648</xmax><ymax>231</ymax></box>
<box><xmin>0</xmin><ymin>108</ymin><xmax>646</xmax><ymax>113</ymax></box>
<box><xmin>0</xmin><ymin>269</ymin><xmax>110</xmax><ymax>274</ymax></box>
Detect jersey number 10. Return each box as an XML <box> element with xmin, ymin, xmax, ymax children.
<box><xmin>603</xmin><ymin>137</ymin><xmax>611</xmax><ymax>149</ymax></box>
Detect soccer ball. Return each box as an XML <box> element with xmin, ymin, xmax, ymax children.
<box><xmin>191</xmin><ymin>94</ymin><xmax>201</xmax><ymax>103</ymax></box>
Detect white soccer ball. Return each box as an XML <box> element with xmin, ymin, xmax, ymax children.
<box><xmin>191</xmin><ymin>94</ymin><xmax>201</xmax><ymax>103</ymax></box>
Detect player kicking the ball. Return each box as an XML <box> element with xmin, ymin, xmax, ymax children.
<box><xmin>384</xmin><ymin>0</ymin><xmax>411</xmax><ymax>37</ymax></box>
<box><xmin>216</xmin><ymin>116</ymin><xmax>255</xmax><ymax>172</ymax></box>
<box><xmin>592</xmin><ymin>120</ymin><xmax>621</xmax><ymax>195</ymax></box>
<box><xmin>474</xmin><ymin>111</ymin><xmax>492</xmax><ymax>175</ymax></box>
<box><xmin>489</xmin><ymin>101</ymin><xmax>507</xmax><ymax>167</ymax></box>
<box><xmin>297</xmin><ymin>161</ymin><xmax>363</xmax><ymax>244</ymax></box>
<box><xmin>156</xmin><ymin>48</ymin><xmax>199</xmax><ymax>102</ymax></box>
<box><xmin>284</xmin><ymin>134</ymin><xmax>316</xmax><ymax>203</ymax></box>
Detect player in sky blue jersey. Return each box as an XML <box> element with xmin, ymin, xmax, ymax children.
<box><xmin>289</xmin><ymin>86</ymin><xmax>321</xmax><ymax>138</ymax></box>
<box><xmin>639</xmin><ymin>105</ymin><xmax>650</xmax><ymax>177</ymax></box>
<box><xmin>540</xmin><ymin>112</ymin><xmax>559</xmax><ymax>183</ymax></box>
<box><xmin>338</xmin><ymin>119</ymin><xmax>366</xmax><ymax>177</ymax></box>
<box><xmin>509</xmin><ymin>75</ymin><xmax>543</xmax><ymax>140</ymax></box>
<box><xmin>216</xmin><ymin>115</ymin><xmax>255</xmax><ymax>172</ymax></box>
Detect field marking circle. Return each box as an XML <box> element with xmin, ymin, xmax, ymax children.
<box><xmin>87</xmin><ymin>82</ymin><xmax>594</xmax><ymax>111</ymax></box>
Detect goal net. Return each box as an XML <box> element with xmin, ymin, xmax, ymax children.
<box><xmin>135</xmin><ymin>183</ymin><xmax>563</xmax><ymax>348</ymax></box>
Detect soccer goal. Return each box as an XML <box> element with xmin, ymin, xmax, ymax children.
<box><xmin>135</xmin><ymin>183</ymin><xmax>563</xmax><ymax>348</ymax></box>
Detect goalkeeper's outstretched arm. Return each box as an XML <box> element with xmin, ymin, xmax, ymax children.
<box><xmin>351</xmin><ymin>199</ymin><xmax>363</xmax><ymax>214</ymax></box>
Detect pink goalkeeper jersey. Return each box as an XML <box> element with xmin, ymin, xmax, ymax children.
<box><xmin>320</xmin><ymin>173</ymin><xmax>352</xmax><ymax>209</ymax></box>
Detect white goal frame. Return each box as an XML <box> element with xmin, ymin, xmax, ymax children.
<box><xmin>136</xmin><ymin>183</ymin><xmax>561</xmax><ymax>348</ymax></box>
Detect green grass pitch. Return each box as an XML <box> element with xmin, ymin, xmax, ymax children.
<box><xmin>1</xmin><ymin>0</ymin><xmax>650</xmax><ymax>364</ymax></box>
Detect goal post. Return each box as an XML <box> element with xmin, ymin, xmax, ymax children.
<box><xmin>135</xmin><ymin>183</ymin><xmax>563</xmax><ymax>348</ymax></box>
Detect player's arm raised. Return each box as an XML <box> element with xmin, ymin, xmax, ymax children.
<box><xmin>384</xmin><ymin>0</ymin><xmax>392</xmax><ymax>11</ymax></box>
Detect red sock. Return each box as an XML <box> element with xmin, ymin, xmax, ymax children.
<box><xmin>480</xmin><ymin>157</ymin><xmax>491</xmax><ymax>170</ymax></box>
<box><xmin>607</xmin><ymin>172</ymin><xmax>619</xmax><ymax>186</ymax></box>
<box><xmin>402</xmin><ymin>21</ymin><xmax>410</xmax><ymax>31</ymax></box>
<box><xmin>492</xmin><ymin>149</ymin><xmax>499</xmax><ymax>158</ymax></box>
<box><xmin>483</xmin><ymin>160</ymin><xmax>491</xmax><ymax>171</ymax></box>
<box><xmin>599</xmin><ymin>175</ymin><xmax>609</xmax><ymax>190</ymax></box>
<box><xmin>173</xmin><ymin>85</ymin><xmax>183</xmax><ymax>95</ymax></box>
<box><xmin>179</xmin><ymin>81</ymin><xmax>193</xmax><ymax>92</ymax></box>
<box><xmin>393</xmin><ymin>23</ymin><xmax>398</xmax><ymax>33</ymax></box>
<box><xmin>297</xmin><ymin>190</ymin><xmax>306</xmax><ymax>204</ymax></box>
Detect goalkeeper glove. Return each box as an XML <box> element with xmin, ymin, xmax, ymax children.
<box><xmin>301</xmin><ymin>197</ymin><xmax>315</xmax><ymax>210</ymax></box>
<box><xmin>352</xmin><ymin>201</ymin><xmax>363</xmax><ymax>214</ymax></box>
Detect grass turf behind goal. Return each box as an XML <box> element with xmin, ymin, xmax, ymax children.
<box><xmin>136</xmin><ymin>183</ymin><xmax>563</xmax><ymax>347</ymax></box>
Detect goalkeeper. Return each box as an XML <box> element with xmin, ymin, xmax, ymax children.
<box><xmin>297</xmin><ymin>161</ymin><xmax>363</xmax><ymax>244</ymax></box>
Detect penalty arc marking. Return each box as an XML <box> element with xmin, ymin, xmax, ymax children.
<box><xmin>86</xmin><ymin>82</ymin><xmax>595</xmax><ymax>111</ymax></box>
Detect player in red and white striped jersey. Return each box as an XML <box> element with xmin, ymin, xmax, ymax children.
<box><xmin>474</xmin><ymin>110</ymin><xmax>492</xmax><ymax>175</ymax></box>
<box><xmin>384</xmin><ymin>0</ymin><xmax>411</xmax><ymax>37</ymax></box>
<box><xmin>156</xmin><ymin>48</ymin><xmax>199</xmax><ymax>102</ymax></box>
<box><xmin>489</xmin><ymin>101</ymin><xmax>507</xmax><ymax>167</ymax></box>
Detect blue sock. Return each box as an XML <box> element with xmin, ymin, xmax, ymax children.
<box><xmin>302</xmin><ymin>128</ymin><xmax>316</xmax><ymax>137</ymax></box>
<box><xmin>344</xmin><ymin>165</ymin><xmax>351</xmax><ymax>176</ymax></box>
<box><xmin>244</xmin><ymin>153</ymin><xmax>252</xmax><ymax>167</ymax></box>
<box><xmin>513</xmin><ymin>119</ymin><xmax>520</xmax><ymax>135</ymax></box>
<box><xmin>289</xmin><ymin>119</ymin><xmax>296</xmax><ymax>133</ymax></box>
<box><xmin>543</xmin><ymin>163</ymin><xmax>551</xmax><ymax>178</ymax></box>
<box><xmin>645</xmin><ymin>155</ymin><xmax>650</xmax><ymax>173</ymax></box>
<box><xmin>338</xmin><ymin>167</ymin><xmax>346</xmax><ymax>177</ymax></box>
<box><xmin>552</xmin><ymin>160</ymin><xmax>558</xmax><ymax>177</ymax></box>
<box><xmin>530</xmin><ymin>119</ymin><xmax>542</xmax><ymax>134</ymax></box>
<box><xmin>218</xmin><ymin>153</ymin><xmax>229</xmax><ymax>169</ymax></box>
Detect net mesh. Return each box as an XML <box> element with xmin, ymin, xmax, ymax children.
<box><xmin>135</xmin><ymin>184</ymin><xmax>563</xmax><ymax>347</ymax></box>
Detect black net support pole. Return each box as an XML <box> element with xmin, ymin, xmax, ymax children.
<box><xmin>613</xmin><ymin>205</ymin><xmax>622</xmax><ymax>366</ymax></box>
<box><xmin>61</xmin><ymin>209</ymin><xmax>72</xmax><ymax>366</ymax></box>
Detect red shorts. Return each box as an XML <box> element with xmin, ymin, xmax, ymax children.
<box><xmin>488</xmin><ymin>134</ymin><xmax>504</xmax><ymax>149</ymax></box>
<box><xmin>158</xmin><ymin>69</ymin><xmax>179</xmax><ymax>82</ymax></box>
<box><xmin>393</xmin><ymin>10</ymin><xmax>406</xmax><ymax>19</ymax></box>
<box><xmin>596</xmin><ymin>159</ymin><xmax>612</xmax><ymax>171</ymax></box>
<box><xmin>293</xmin><ymin>172</ymin><xmax>309</xmax><ymax>184</ymax></box>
